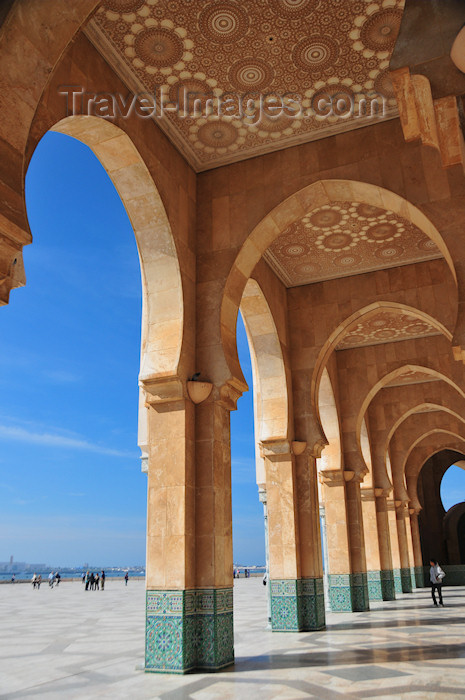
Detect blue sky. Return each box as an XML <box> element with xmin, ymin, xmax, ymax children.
<box><xmin>0</xmin><ymin>131</ymin><xmax>263</xmax><ymax>568</ymax></box>
<box><xmin>2</xmin><ymin>130</ymin><xmax>463</xmax><ymax>569</ymax></box>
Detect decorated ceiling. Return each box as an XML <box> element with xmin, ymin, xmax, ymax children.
<box><xmin>263</xmin><ymin>201</ymin><xmax>442</xmax><ymax>286</ymax></box>
<box><xmin>336</xmin><ymin>310</ymin><xmax>440</xmax><ymax>350</ymax></box>
<box><xmin>86</xmin><ymin>0</ymin><xmax>404</xmax><ymax>170</ymax></box>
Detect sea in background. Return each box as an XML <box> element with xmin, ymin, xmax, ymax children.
<box><xmin>1</xmin><ymin>566</ymin><xmax>266</xmax><ymax>582</ymax></box>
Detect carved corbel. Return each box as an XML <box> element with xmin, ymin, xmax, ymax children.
<box><xmin>260</xmin><ymin>438</ymin><xmax>291</xmax><ymax>461</ymax></box>
<box><xmin>218</xmin><ymin>379</ymin><xmax>244</xmax><ymax>411</ymax></box>
<box><xmin>319</xmin><ymin>469</ymin><xmax>344</xmax><ymax>487</ymax></box>
<box><xmin>140</xmin><ymin>374</ymin><xmax>184</xmax><ymax>409</ymax></box>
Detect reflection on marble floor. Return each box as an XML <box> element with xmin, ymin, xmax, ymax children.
<box><xmin>1</xmin><ymin>577</ymin><xmax>465</xmax><ymax>699</ymax></box>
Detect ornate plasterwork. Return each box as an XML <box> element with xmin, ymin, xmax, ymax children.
<box><xmin>85</xmin><ymin>0</ymin><xmax>404</xmax><ymax>170</ymax></box>
<box><xmin>263</xmin><ymin>201</ymin><xmax>442</xmax><ymax>286</ymax></box>
<box><xmin>337</xmin><ymin>310</ymin><xmax>439</xmax><ymax>350</ymax></box>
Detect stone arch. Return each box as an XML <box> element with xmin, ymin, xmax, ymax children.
<box><xmin>406</xmin><ymin>439</ymin><xmax>465</xmax><ymax>511</ymax></box>
<box><xmin>47</xmin><ymin>116</ymin><xmax>184</xmax><ymax>455</ymax></box>
<box><xmin>312</xmin><ymin>303</ymin><xmax>452</xmax><ymax>434</ymax></box>
<box><xmin>356</xmin><ymin>366</ymin><xmax>465</xmax><ymax>463</ymax></box>
<box><xmin>384</xmin><ymin>404</ymin><xmax>465</xmax><ymax>467</ymax></box>
<box><xmin>444</xmin><ymin>501</ymin><xmax>465</xmax><ymax>564</ymax></box>
<box><xmin>221</xmin><ymin>180</ymin><xmax>456</xmax><ymax>390</ymax></box>
<box><xmin>239</xmin><ymin>278</ymin><xmax>289</xmax><ymax>484</ymax></box>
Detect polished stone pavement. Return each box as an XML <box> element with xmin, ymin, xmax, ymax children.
<box><xmin>1</xmin><ymin>578</ymin><xmax>465</xmax><ymax>699</ymax></box>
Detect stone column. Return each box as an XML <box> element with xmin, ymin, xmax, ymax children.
<box><xmin>320</xmin><ymin>469</ymin><xmax>366</xmax><ymax>612</ymax></box>
<box><xmin>361</xmin><ymin>486</ymin><xmax>385</xmax><ymax>602</ymax></box>
<box><xmin>396</xmin><ymin>501</ymin><xmax>413</xmax><ymax>593</ymax></box>
<box><xmin>345</xmin><ymin>474</ymin><xmax>370</xmax><ymax>611</ymax></box>
<box><xmin>410</xmin><ymin>510</ymin><xmax>426</xmax><ymax>587</ymax></box>
<box><xmin>143</xmin><ymin>378</ymin><xmax>235</xmax><ymax>674</ymax></box>
<box><xmin>374</xmin><ymin>491</ymin><xmax>396</xmax><ymax>600</ymax></box>
<box><xmin>387</xmin><ymin>499</ymin><xmax>403</xmax><ymax>594</ymax></box>
<box><xmin>295</xmin><ymin>448</ymin><xmax>325</xmax><ymax>630</ymax></box>
<box><xmin>258</xmin><ymin>487</ymin><xmax>272</xmax><ymax>627</ymax></box>
<box><xmin>405</xmin><ymin>509</ymin><xmax>417</xmax><ymax>589</ymax></box>
<box><xmin>143</xmin><ymin>377</ymin><xmax>197</xmax><ymax>673</ymax></box>
<box><xmin>263</xmin><ymin>440</ymin><xmax>325</xmax><ymax>631</ymax></box>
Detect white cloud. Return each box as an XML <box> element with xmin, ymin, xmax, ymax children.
<box><xmin>0</xmin><ymin>423</ymin><xmax>135</xmax><ymax>458</ymax></box>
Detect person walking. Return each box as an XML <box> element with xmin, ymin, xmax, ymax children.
<box><xmin>430</xmin><ymin>559</ymin><xmax>445</xmax><ymax>607</ymax></box>
<box><xmin>48</xmin><ymin>571</ymin><xmax>54</xmax><ymax>588</ymax></box>
<box><xmin>124</xmin><ymin>571</ymin><xmax>129</xmax><ymax>586</ymax></box>
<box><xmin>89</xmin><ymin>572</ymin><xmax>95</xmax><ymax>590</ymax></box>
<box><xmin>32</xmin><ymin>573</ymin><xmax>37</xmax><ymax>589</ymax></box>
<box><xmin>37</xmin><ymin>574</ymin><xmax>41</xmax><ymax>589</ymax></box>
<box><xmin>100</xmin><ymin>570</ymin><xmax>105</xmax><ymax>591</ymax></box>
<box><xmin>55</xmin><ymin>572</ymin><xmax>61</xmax><ymax>587</ymax></box>
<box><xmin>85</xmin><ymin>570</ymin><xmax>90</xmax><ymax>591</ymax></box>
<box><xmin>94</xmin><ymin>572</ymin><xmax>99</xmax><ymax>590</ymax></box>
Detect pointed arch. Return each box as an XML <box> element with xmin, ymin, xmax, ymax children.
<box><xmin>48</xmin><ymin>116</ymin><xmax>184</xmax><ymax>456</ymax></box>
<box><xmin>221</xmin><ymin>179</ymin><xmax>456</xmax><ymax>389</ymax></box>
<box><xmin>240</xmin><ymin>278</ymin><xmax>289</xmax><ymax>483</ymax></box>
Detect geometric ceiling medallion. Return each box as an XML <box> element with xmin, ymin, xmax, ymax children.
<box><xmin>87</xmin><ymin>0</ymin><xmax>404</xmax><ymax>170</ymax></box>
<box><xmin>198</xmin><ymin>2</ymin><xmax>250</xmax><ymax>44</ymax></box>
<box><xmin>337</xmin><ymin>311</ymin><xmax>440</xmax><ymax>350</ymax></box>
<box><xmin>263</xmin><ymin>200</ymin><xmax>442</xmax><ymax>287</ymax></box>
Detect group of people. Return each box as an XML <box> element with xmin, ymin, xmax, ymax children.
<box><xmin>30</xmin><ymin>572</ymin><xmax>61</xmax><ymax>588</ymax></box>
<box><xmin>83</xmin><ymin>571</ymin><xmax>105</xmax><ymax>590</ymax></box>
<box><xmin>233</xmin><ymin>568</ymin><xmax>251</xmax><ymax>578</ymax></box>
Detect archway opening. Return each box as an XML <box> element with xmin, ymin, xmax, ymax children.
<box><xmin>0</xmin><ymin>129</ymin><xmax>145</xmax><ymax>576</ymax></box>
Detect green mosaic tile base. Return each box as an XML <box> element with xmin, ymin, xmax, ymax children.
<box><xmin>328</xmin><ymin>573</ymin><xmax>370</xmax><ymax>612</ymax></box>
<box><xmin>145</xmin><ymin>588</ymin><xmax>234</xmax><ymax>674</ymax></box>
<box><xmin>270</xmin><ymin>578</ymin><xmax>325</xmax><ymax>631</ymax></box>
<box><xmin>352</xmin><ymin>572</ymin><xmax>370</xmax><ymax>612</ymax></box>
<box><xmin>415</xmin><ymin>566</ymin><xmax>426</xmax><ymax>588</ymax></box>
<box><xmin>410</xmin><ymin>567</ymin><xmax>416</xmax><ymax>589</ymax></box>
<box><xmin>393</xmin><ymin>568</ymin><xmax>402</xmax><ymax>594</ymax></box>
<box><xmin>367</xmin><ymin>570</ymin><xmax>383</xmax><ymax>601</ymax></box>
<box><xmin>400</xmin><ymin>568</ymin><xmax>412</xmax><ymax>593</ymax></box>
<box><xmin>380</xmin><ymin>570</ymin><xmax>396</xmax><ymax>601</ymax></box>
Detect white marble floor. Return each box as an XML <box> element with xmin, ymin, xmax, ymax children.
<box><xmin>1</xmin><ymin>578</ymin><xmax>465</xmax><ymax>699</ymax></box>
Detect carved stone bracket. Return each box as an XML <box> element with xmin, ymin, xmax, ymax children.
<box><xmin>218</xmin><ymin>379</ymin><xmax>244</xmax><ymax>411</ymax></box>
<box><xmin>319</xmin><ymin>469</ymin><xmax>345</xmax><ymax>487</ymax></box>
<box><xmin>259</xmin><ymin>438</ymin><xmax>291</xmax><ymax>461</ymax></box>
<box><xmin>140</xmin><ymin>374</ymin><xmax>184</xmax><ymax>408</ymax></box>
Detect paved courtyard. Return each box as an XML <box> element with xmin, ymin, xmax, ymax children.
<box><xmin>1</xmin><ymin>578</ymin><xmax>465</xmax><ymax>699</ymax></box>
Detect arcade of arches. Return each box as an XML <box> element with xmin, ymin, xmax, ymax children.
<box><xmin>2</xmin><ymin>0</ymin><xmax>465</xmax><ymax>676</ymax></box>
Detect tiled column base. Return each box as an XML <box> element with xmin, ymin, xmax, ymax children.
<box><xmin>270</xmin><ymin>578</ymin><xmax>326</xmax><ymax>631</ymax></box>
<box><xmin>410</xmin><ymin>567</ymin><xmax>416</xmax><ymax>589</ymax></box>
<box><xmin>145</xmin><ymin>589</ymin><xmax>234</xmax><ymax>673</ymax></box>
<box><xmin>367</xmin><ymin>569</ymin><xmax>400</xmax><ymax>600</ymax></box>
<box><xmin>380</xmin><ymin>570</ymin><xmax>396</xmax><ymax>600</ymax></box>
<box><xmin>400</xmin><ymin>568</ymin><xmax>412</xmax><ymax>593</ymax></box>
<box><xmin>328</xmin><ymin>573</ymin><xmax>370</xmax><ymax>612</ymax></box>
<box><xmin>367</xmin><ymin>570</ymin><xmax>383</xmax><ymax>601</ymax></box>
<box><xmin>393</xmin><ymin>568</ymin><xmax>402</xmax><ymax>594</ymax></box>
<box><xmin>415</xmin><ymin>566</ymin><xmax>426</xmax><ymax>587</ymax></box>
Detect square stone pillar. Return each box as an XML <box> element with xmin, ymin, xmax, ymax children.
<box><xmin>320</xmin><ymin>470</ymin><xmax>368</xmax><ymax>612</ymax></box>
<box><xmin>264</xmin><ymin>440</ymin><xmax>324</xmax><ymax>631</ymax></box>
<box><xmin>409</xmin><ymin>510</ymin><xmax>426</xmax><ymax>587</ymax></box>
<box><xmin>143</xmin><ymin>379</ymin><xmax>234</xmax><ymax>673</ymax></box>
<box><xmin>374</xmin><ymin>491</ymin><xmax>396</xmax><ymax>600</ymax></box>
<box><xmin>396</xmin><ymin>501</ymin><xmax>413</xmax><ymax>593</ymax></box>
<box><xmin>387</xmin><ymin>499</ymin><xmax>403</xmax><ymax>594</ymax></box>
<box><xmin>361</xmin><ymin>486</ymin><xmax>388</xmax><ymax>601</ymax></box>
